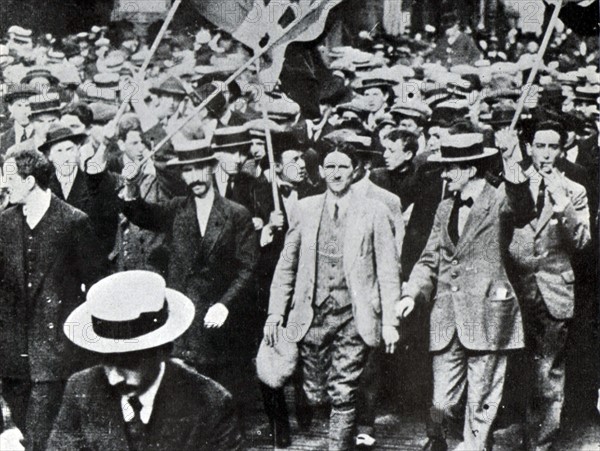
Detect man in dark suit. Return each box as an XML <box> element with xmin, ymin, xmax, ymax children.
<box><xmin>0</xmin><ymin>84</ymin><xmax>36</xmax><ymax>157</ymax></box>
<box><xmin>402</xmin><ymin>132</ymin><xmax>530</xmax><ymax>451</ymax></box>
<box><xmin>47</xmin><ymin>270</ymin><xmax>242</xmax><ymax>451</ymax></box>
<box><xmin>0</xmin><ymin>148</ymin><xmax>102</xmax><ymax>450</ymax></box>
<box><xmin>428</xmin><ymin>11</ymin><xmax>482</xmax><ymax>67</ymax></box>
<box><xmin>121</xmin><ymin>142</ymin><xmax>259</xmax><ymax>399</ymax></box>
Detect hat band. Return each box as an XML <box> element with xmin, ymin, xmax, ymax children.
<box><xmin>440</xmin><ymin>143</ymin><xmax>483</xmax><ymax>159</ymax></box>
<box><xmin>92</xmin><ymin>300</ymin><xmax>169</xmax><ymax>339</ymax></box>
<box><xmin>31</xmin><ymin>99</ymin><xmax>61</xmax><ymax>112</ymax></box>
<box><xmin>176</xmin><ymin>148</ymin><xmax>216</xmax><ymax>163</ymax></box>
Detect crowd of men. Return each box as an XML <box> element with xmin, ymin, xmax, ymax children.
<box><xmin>0</xmin><ymin>2</ymin><xmax>598</xmax><ymax>451</ymax></box>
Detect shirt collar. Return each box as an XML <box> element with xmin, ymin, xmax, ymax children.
<box><xmin>325</xmin><ymin>188</ymin><xmax>352</xmax><ymax>218</ymax></box>
<box><xmin>122</xmin><ymin>361</ymin><xmax>166</xmax><ymax>424</ymax></box>
<box><xmin>194</xmin><ymin>183</ymin><xmax>215</xmax><ymax>207</ymax></box>
<box><xmin>460</xmin><ymin>178</ymin><xmax>486</xmax><ymax>203</ymax></box>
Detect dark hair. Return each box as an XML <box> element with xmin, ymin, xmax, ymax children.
<box><xmin>117</xmin><ymin>113</ymin><xmax>142</xmax><ymax>141</ymax></box>
<box><xmin>382</xmin><ymin>129</ymin><xmax>419</xmax><ymax>155</ymax></box>
<box><xmin>63</xmin><ymin>102</ymin><xmax>93</xmax><ymax>128</ymax></box>
<box><xmin>9</xmin><ymin>149</ymin><xmax>53</xmax><ymax>190</ymax></box>
<box><xmin>319</xmin><ymin>141</ymin><xmax>360</xmax><ymax>167</ymax></box>
<box><xmin>528</xmin><ymin>120</ymin><xmax>567</xmax><ymax>148</ymax></box>
<box><xmin>100</xmin><ymin>342</ymin><xmax>174</xmax><ymax>367</ymax></box>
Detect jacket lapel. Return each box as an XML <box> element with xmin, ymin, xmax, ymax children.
<box><xmin>93</xmin><ymin>377</ymin><xmax>130</xmax><ymax>450</ymax></box>
<box><xmin>455</xmin><ymin>182</ymin><xmax>494</xmax><ymax>254</ymax></box>
<box><xmin>305</xmin><ymin>195</ymin><xmax>325</xmax><ymax>280</ymax></box>
<box><xmin>200</xmin><ymin>194</ymin><xmax>227</xmax><ymax>258</ymax></box>
<box><xmin>343</xmin><ymin>192</ymin><xmax>369</xmax><ymax>271</ymax></box>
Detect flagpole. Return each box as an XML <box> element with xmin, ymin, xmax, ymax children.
<box><xmin>126</xmin><ymin>0</ymin><xmax>333</xmax><ymax>180</ymax></box>
<box><xmin>509</xmin><ymin>0</ymin><xmax>563</xmax><ymax>131</ymax></box>
<box><xmin>262</xmin><ymin>106</ymin><xmax>281</xmax><ymax>212</ymax></box>
<box><xmin>113</xmin><ymin>0</ymin><xmax>184</xmax><ymax>126</ymax></box>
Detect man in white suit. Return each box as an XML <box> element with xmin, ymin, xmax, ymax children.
<box><xmin>502</xmin><ymin>121</ymin><xmax>591</xmax><ymax>451</ymax></box>
<box><xmin>264</xmin><ymin>145</ymin><xmax>406</xmax><ymax>450</ymax></box>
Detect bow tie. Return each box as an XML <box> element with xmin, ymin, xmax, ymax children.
<box><xmin>455</xmin><ymin>196</ymin><xmax>474</xmax><ymax>209</ymax></box>
<box><xmin>279</xmin><ymin>184</ymin><xmax>295</xmax><ymax>198</ymax></box>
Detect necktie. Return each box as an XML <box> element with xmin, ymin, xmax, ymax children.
<box><xmin>20</xmin><ymin>127</ymin><xmax>28</xmax><ymax>143</ymax></box>
<box><xmin>125</xmin><ymin>396</ymin><xmax>146</xmax><ymax>451</ymax></box>
<box><xmin>225</xmin><ymin>177</ymin><xmax>235</xmax><ymax>199</ymax></box>
<box><xmin>332</xmin><ymin>202</ymin><xmax>339</xmax><ymax>223</ymax></box>
<box><xmin>279</xmin><ymin>184</ymin><xmax>293</xmax><ymax>198</ymax></box>
<box><xmin>448</xmin><ymin>196</ymin><xmax>473</xmax><ymax>245</ymax></box>
<box><xmin>536</xmin><ymin>180</ymin><xmax>545</xmax><ymax>217</ymax></box>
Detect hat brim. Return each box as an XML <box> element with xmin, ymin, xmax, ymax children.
<box><xmin>39</xmin><ymin>132</ymin><xmax>87</xmax><ymax>153</ymax></box>
<box><xmin>64</xmin><ymin>288</ymin><xmax>195</xmax><ymax>353</ymax></box>
<box><xmin>428</xmin><ymin>147</ymin><xmax>499</xmax><ymax>163</ymax></box>
<box><xmin>211</xmin><ymin>140</ymin><xmax>254</xmax><ymax>150</ymax></box>
<box><xmin>149</xmin><ymin>87</ymin><xmax>187</xmax><ymax>97</ymax></box>
<box><xmin>30</xmin><ymin>103</ymin><xmax>67</xmax><ymax>117</ymax></box>
<box><xmin>166</xmin><ymin>155</ymin><xmax>218</xmax><ymax>166</ymax></box>
<box><xmin>20</xmin><ymin>74</ymin><xmax>60</xmax><ymax>86</ymax></box>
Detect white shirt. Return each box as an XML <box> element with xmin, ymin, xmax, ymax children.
<box><xmin>325</xmin><ymin>189</ymin><xmax>351</xmax><ymax>220</ymax></box>
<box><xmin>278</xmin><ymin>179</ymin><xmax>299</xmax><ymax>219</ymax></box>
<box><xmin>22</xmin><ymin>188</ymin><xmax>52</xmax><ymax>230</ymax></box>
<box><xmin>194</xmin><ymin>187</ymin><xmax>215</xmax><ymax>236</ymax></box>
<box><xmin>457</xmin><ymin>178</ymin><xmax>486</xmax><ymax>236</ymax></box>
<box><xmin>121</xmin><ymin>362</ymin><xmax>166</xmax><ymax>425</ymax></box>
<box><xmin>56</xmin><ymin>167</ymin><xmax>77</xmax><ymax>200</ymax></box>
<box><xmin>213</xmin><ymin>165</ymin><xmax>230</xmax><ymax>197</ymax></box>
<box><xmin>14</xmin><ymin>122</ymin><xmax>32</xmax><ymax>144</ymax></box>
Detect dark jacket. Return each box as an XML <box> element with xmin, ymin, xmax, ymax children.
<box><xmin>122</xmin><ymin>194</ymin><xmax>259</xmax><ymax>365</ymax></box>
<box><xmin>0</xmin><ymin>195</ymin><xmax>103</xmax><ymax>381</ymax></box>
<box><xmin>47</xmin><ymin>359</ymin><xmax>242</xmax><ymax>451</ymax></box>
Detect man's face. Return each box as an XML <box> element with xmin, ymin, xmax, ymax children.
<box><xmin>250</xmin><ymin>140</ymin><xmax>266</xmax><ymax>161</ymax></box>
<box><xmin>156</xmin><ymin>94</ymin><xmax>183</xmax><ymax>119</ymax></box>
<box><xmin>217</xmin><ymin>149</ymin><xmax>248</xmax><ymax>176</ymax></box>
<box><xmin>119</xmin><ymin>130</ymin><xmax>146</xmax><ymax>162</ymax></box>
<box><xmin>61</xmin><ymin>114</ymin><xmax>86</xmax><ymax>134</ymax></box>
<box><xmin>426</xmin><ymin>126</ymin><xmax>449</xmax><ymax>154</ymax></box>
<box><xmin>48</xmin><ymin>140</ymin><xmax>80</xmax><ymax>176</ymax></box>
<box><xmin>363</xmin><ymin>87</ymin><xmax>388</xmax><ymax>112</ymax></box>
<box><xmin>319</xmin><ymin>151</ymin><xmax>355</xmax><ymax>196</ymax></box>
<box><xmin>1</xmin><ymin>158</ymin><xmax>31</xmax><ymax>204</ymax></box>
<box><xmin>527</xmin><ymin>129</ymin><xmax>562</xmax><ymax>174</ymax></box>
<box><xmin>399</xmin><ymin>118</ymin><xmax>420</xmax><ymax>134</ymax></box>
<box><xmin>180</xmin><ymin>161</ymin><xmax>215</xmax><ymax>198</ymax></box>
<box><xmin>8</xmin><ymin>99</ymin><xmax>31</xmax><ymax>126</ymax></box>
<box><xmin>103</xmin><ymin>357</ymin><xmax>162</xmax><ymax>397</ymax></box>
<box><xmin>441</xmin><ymin>163</ymin><xmax>475</xmax><ymax>193</ymax></box>
<box><xmin>445</xmin><ymin>24</ymin><xmax>459</xmax><ymax>39</ymax></box>
<box><xmin>278</xmin><ymin>150</ymin><xmax>307</xmax><ymax>184</ymax></box>
<box><xmin>382</xmin><ymin>137</ymin><xmax>412</xmax><ymax>171</ymax></box>
<box><xmin>31</xmin><ymin>114</ymin><xmax>59</xmax><ymax>140</ymax></box>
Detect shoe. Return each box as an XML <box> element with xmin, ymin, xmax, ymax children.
<box><xmin>355</xmin><ymin>433</ymin><xmax>376</xmax><ymax>448</ymax></box>
<box><xmin>421</xmin><ymin>437</ymin><xmax>448</xmax><ymax>451</ymax></box>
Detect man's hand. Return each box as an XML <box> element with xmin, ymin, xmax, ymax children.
<box><xmin>543</xmin><ymin>168</ymin><xmax>570</xmax><ymax>212</ymax></box>
<box><xmin>495</xmin><ymin>129</ymin><xmax>522</xmax><ymax>164</ymax></box>
<box><xmin>252</xmin><ymin>217</ymin><xmax>265</xmax><ymax>231</ymax></box>
<box><xmin>204</xmin><ymin>303</ymin><xmax>229</xmax><ymax>328</ymax></box>
<box><xmin>382</xmin><ymin>325</ymin><xmax>399</xmax><ymax>354</ymax></box>
<box><xmin>263</xmin><ymin>314</ymin><xmax>284</xmax><ymax>347</ymax></box>
<box><xmin>395</xmin><ymin>297</ymin><xmax>415</xmax><ymax>319</ymax></box>
<box><xmin>0</xmin><ymin>428</ymin><xmax>25</xmax><ymax>451</ymax></box>
<box><xmin>268</xmin><ymin>210</ymin><xmax>285</xmax><ymax>229</ymax></box>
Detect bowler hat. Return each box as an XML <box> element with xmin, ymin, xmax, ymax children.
<box><xmin>65</xmin><ymin>271</ymin><xmax>195</xmax><ymax>353</ymax></box>
<box><xmin>429</xmin><ymin>133</ymin><xmax>498</xmax><ymax>163</ymax></box>
<box><xmin>39</xmin><ymin>124</ymin><xmax>87</xmax><ymax>153</ymax></box>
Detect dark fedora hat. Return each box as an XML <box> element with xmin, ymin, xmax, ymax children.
<box><xmin>39</xmin><ymin>124</ymin><xmax>87</xmax><ymax>153</ymax></box>
<box><xmin>429</xmin><ymin>132</ymin><xmax>498</xmax><ymax>163</ymax></box>
<box><xmin>211</xmin><ymin>126</ymin><xmax>253</xmax><ymax>152</ymax></box>
<box><xmin>149</xmin><ymin>75</ymin><xmax>188</xmax><ymax>97</ymax></box>
<box><xmin>271</xmin><ymin>130</ymin><xmax>307</xmax><ymax>154</ymax></box>
<box><xmin>4</xmin><ymin>83</ymin><xmax>38</xmax><ymax>104</ymax></box>
<box><xmin>166</xmin><ymin>141</ymin><xmax>218</xmax><ymax>166</ymax></box>
<box><xmin>441</xmin><ymin>11</ymin><xmax>460</xmax><ymax>28</ymax></box>
<box><xmin>486</xmin><ymin>101</ymin><xmax>517</xmax><ymax>127</ymax></box>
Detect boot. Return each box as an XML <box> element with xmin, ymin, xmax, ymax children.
<box><xmin>328</xmin><ymin>407</ymin><xmax>356</xmax><ymax>451</ymax></box>
<box><xmin>260</xmin><ymin>383</ymin><xmax>291</xmax><ymax>448</ymax></box>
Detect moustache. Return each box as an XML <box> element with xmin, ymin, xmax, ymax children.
<box><xmin>187</xmin><ymin>181</ymin><xmax>207</xmax><ymax>189</ymax></box>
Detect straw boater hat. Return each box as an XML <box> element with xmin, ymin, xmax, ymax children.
<box><xmin>211</xmin><ymin>126</ymin><xmax>253</xmax><ymax>151</ymax></box>
<box><xmin>3</xmin><ymin>84</ymin><xmax>38</xmax><ymax>104</ymax></box>
<box><xmin>65</xmin><ymin>271</ymin><xmax>195</xmax><ymax>353</ymax></box>
<box><xmin>28</xmin><ymin>92</ymin><xmax>66</xmax><ymax>116</ymax></box>
<box><xmin>428</xmin><ymin>133</ymin><xmax>498</xmax><ymax>163</ymax></box>
<box><xmin>166</xmin><ymin>140</ymin><xmax>219</xmax><ymax>166</ymax></box>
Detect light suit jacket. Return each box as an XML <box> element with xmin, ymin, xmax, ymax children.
<box><xmin>507</xmin><ymin>172</ymin><xmax>590</xmax><ymax>319</ymax></box>
<box><xmin>404</xmin><ymin>180</ymin><xmax>531</xmax><ymax>352</ymax></box>
<box><xmin>268</xmin><ymin>189</ymin><xmax>401</xmax><ymax>347</ymax></box>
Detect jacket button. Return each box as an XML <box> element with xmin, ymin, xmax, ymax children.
<box><xmin>47</xmin><ymin>299</ymin><xmax>51</xmax><ymax>303</ymax></box>
<box><xmin>452</xmin><ymin>260</ymin><xmax>458</xmax><ymax>266</ymax></box>
<box><xmin>48</xmin><ymin>323</ymin><xmax>54</xmax><ymax>329</ymax></box>
<box><xmin>451</xmin><ymin>286</ymin><xmax>459</xmax><ymax>292</ymax></box>
<box><xmin>451</xmin><ymin>272</ymin><xmax>458</xmax><ymax>279</ymax></box>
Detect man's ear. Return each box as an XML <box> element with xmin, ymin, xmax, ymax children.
<box><xmin>318</xmin><ymin>165</ymin><xmax>326</xmax><ymax>180</ymax></box>
<box><xmin>525</xmin><ymin>143</ymin><xmax>532</xmax><ymax>157</ymax></box>
<box><xmin>25</xmin><ymin>175</ymin><xmax>36</xmax><ymax>190</ymax></box>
